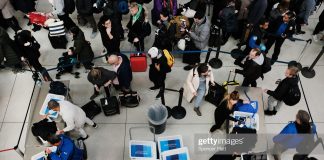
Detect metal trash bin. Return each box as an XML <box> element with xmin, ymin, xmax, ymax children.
<box><xmin>148</xmin><ymin>104</ymin><xmax>168</xmax><ymax>134</ymax></box>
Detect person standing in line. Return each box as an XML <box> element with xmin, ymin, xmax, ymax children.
<box><xmin>98</xmin><ymin>15</ymin><xmax>121</xmax><ymax>55</ymax></box>
<box><xmin>48</xmin><ymin>0</ymin><xmax>77</xmax><ymax>31</ymax></box>
<box><xmin>76</xmin><ymin>0</ymin><xmax>98</xmax><ymax>39</ymax></box>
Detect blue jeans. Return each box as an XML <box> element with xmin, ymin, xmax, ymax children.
<box><xmin>194</xmin><ymin>82</ymin><xmax>206</xmax><ymax>108</ymax></box>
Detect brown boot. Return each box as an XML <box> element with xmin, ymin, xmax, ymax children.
<box><xmin>194</xmin><ymin>107</ymin><xmax>202</xmax><ymax>116</ymax></box>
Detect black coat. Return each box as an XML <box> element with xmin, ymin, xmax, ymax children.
<box><xmin>267</xmin><ymin>16</ymin><xmax>295</xmax><ymax>38</ymax></box>
<box><xmin>76</xmin><ymin>0</ymin><xmax>93</xmax><ymax>15</ymax></box>
<box><xmin>247</xmin><ymin>0</ymin><xmax>268</xmax><ymax>25</ymax></box>
<box><xmin>14</xmin><ymin>30</ymin><xmax>41</xmax><ymax>61</ymax></box>
<box><xmin>267</xmin><ymin>76</ymin><xmax>299</xmax><ymax>101</ymax></box>
<box><xmin>235</xmin><ymin>57</ymin><xmax>263</xmax><ymax>81</ymax></box>
<box><xmin>87</xmin><ymin>67</ymin><xmax>117</xmax><ymax>86</ymax></box>
<box><xmin>116</xmin><ymin>53</ymin><xmax>133</xmax><ymax>89</ymax></box>
<box><xmin>214</xmin><ymin>100</ymin><xmax>240</xmax><ymax>125</ymax></box>
<box><xmin>127</xmin><ymin>8</ymin><xmax>151</xmax><ymax>42</ymax></box>
<box><xmin>153</xmin><ymin>21</ymin><xmax>176</xmax><ymax>50</ymax></box>
<box><xmin>73</xmin><ymin>30</ymin><xmax>94</xmax><ymax>62</ymax></box>
<box><xmin>0</xmin><ymin>27</ymin><xmax>20</xmax><ymax>66</ymax></box>
<box><xmin>98</xmin><ymin>23</ymin><xmax>121</xmax><ymax>53</ymax></box>
<box><xmin>149</xmin><ymin>54</ymin><xmax>170</xmax><ymax>85</ymax></box>
<box><xmin>10</xmin><ymin>0</ymin><xmax>36</xmax><ymax>14</ymax></box>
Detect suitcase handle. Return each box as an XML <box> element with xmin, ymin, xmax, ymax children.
<box><xmin>129</xmin><ymin>126</ymin><xmax>155</xmax><ymax>141</ymax></box>
<box><xmin>227</xmin><ymin>71</ymin><xmax>237</xmax><ymax>82</ymax></box>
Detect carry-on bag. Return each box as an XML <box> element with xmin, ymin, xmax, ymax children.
<box><xmin>100</xmin><ymin>96</ymin><xmax>120</xmax><ymax>116</ymax></box>
<box><xmin>119</xmin><ymin>91</ymin><xmax>141</xmax><ymax>108</ymax></box>
<box><xmin>222</xmin><ymin>71</ymin><xmax>239</xmax><ymax>90</ymax></box>
<box><xmin>205</xmin><ymin>81</ymin><xmax>226</xmax><ymax>107</ymax></box>
<box><xmin>130</xmin><ymin>53</ymin><xmax>147</xmax><ymax>72</ymax></box>
<box><xmin>27</xmin><ymin>12</ymin><xmax>49</xmax><ymax>26</ymax></box>
<box><xmin>48</xmin><ymin>33</ymin><xmax>67</xmax><ymax>49</ymax></box>
<box><xmin>81</xmin><ymin>100</ymin><xmax>102</xmax><ymax>119</ymax></box>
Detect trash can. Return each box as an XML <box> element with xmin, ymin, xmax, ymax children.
<box><xmin>148</xmin><ymin>104</ymin><xmax>168</xmax><ymax>134</ymax></box>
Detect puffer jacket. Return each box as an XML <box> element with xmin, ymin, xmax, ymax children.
<box><xmin>188</xmin><ymin>17</ymin><xmax>210</xmax><ymax>50</ymax></box>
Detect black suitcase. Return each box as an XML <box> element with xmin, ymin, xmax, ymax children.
<box><xmin>81</xmin><ymin>100</ymin><xmax>102</xmax><ymax>119</ymax></box>
<box><xmin>100</xmin><ymin>96</ymin><xmax>120</xmax><ymax>116</ymax></box>
<box><xmin>48</xmin><ymin>33</ymin><xmax>67</xmax><ymax>49</ymax></box>
<box><xmin>205</xmin><ymin>81</ymin><xmax>226</xmax><ymax>107</ymax></box>
<box><xmin>118</xmin><ymin>91</ymin><xmax>140</xmax><ymax>108</ymax></box>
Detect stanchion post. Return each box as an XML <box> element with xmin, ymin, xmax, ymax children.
<box><xmin>171</xmin><ymin>88</ymin><xmax>186</xmax><ymax>119</ymax></box>
<box><xmin>160</xmin><ymin>87</ymin><xmax>172</xmax><ymax>118</ymax></box>
<box><xmin>301</xmin><ymin>46</ymin><xmax>324</xmax><ymax>78</ymax></box>
<box><xmin>14</xmin><ymin>146</ymin><xmax>24</xmax><ymax>158</ymax></box>
<box><xmin>208</xmin><ymin>45</ymin><xmax>223</xmax><ymax>69</ymax></box>
<box><xmin>204</xmin><ymin>48</ymin><xmax>212</xmax><ymax>64</ymax></box>
<box><xmin>178</xmin><ymin>88</ymin><xmax>184</xmax><ymax>107</ymax></box>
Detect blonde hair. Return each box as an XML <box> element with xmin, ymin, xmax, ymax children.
<box><xmin>90</xmin><ymin>68</ymin><xmax>101</xmax><ymax>80</ymax></box>
<box><xmin>287</xmin><ymin>65</ymin><xmax>300</xmax><ymax>76</ymax></box>
<box><xmin>223</xmin><ymin>91</ymin><xmax>240</xmax><ymax>109</ymax></box>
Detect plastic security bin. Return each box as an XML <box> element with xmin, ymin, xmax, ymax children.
<box><xmin>148</xmin><ymin>104</ymin><xmax>168</xmax><ymax>134</ymax></box>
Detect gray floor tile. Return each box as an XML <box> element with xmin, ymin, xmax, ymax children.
<box><xmin>0</xmin><ymin>70</ymin><xmax>16</xmax><ymax>123</ymax></box>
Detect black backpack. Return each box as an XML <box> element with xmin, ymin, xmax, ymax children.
<box><xmin>31</xmin><ymin>119</ymin><xmax>57</xmax><ymax>141</ymax></box>
<box><xmin>63</xmin><ymin>0</ymin><xmax>76</xmax><ymax>14</ymax></box>
<box><xmin>262</xmin><ymin>55</ymin><xmax>272</xmax><ymax>74</ymax></box>
<box><xmin>49</xmin><ymin>81</ymin><xmax>68</xmax><ymax>96</ymax></box>
<box><xmin>283</xmin><ymin>84</ymin><xmax>301</xmax><ymax>106</ymax></box>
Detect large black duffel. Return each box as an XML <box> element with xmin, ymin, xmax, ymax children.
<box><xmin>81</xmin><ymin>100</ymin><xmax>102</xmax><ymax>119</ymax></box>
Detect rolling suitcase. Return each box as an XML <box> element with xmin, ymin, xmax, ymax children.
<box><xmin>222</xmin><ymin>71</ymin><xmax>239</xmax><ymax>90</ymax></box>
<box><xmin>48</xmin><ymin>33</ymin><xmax>67</xmax><ymax>49</ymax></box>
<box><xmin>81</xmin><ymin>100</ymin><xmax>102</xmax><ymax>119</ymax></box>
<box><xmin>130</xmin><ymin>53</ymin><xmax>147</xmax><ymax>72</ymax></box>
<box><xmin>100</xmin><ymin>96</ymin><xmax>120</xmax><ymax>116</ymax></box>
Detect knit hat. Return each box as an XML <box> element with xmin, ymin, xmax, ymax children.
<box><xmin>148</xmin><ymin>47</ymin><xmax>159</xmax><ymax>58</ymax></box>
<box><xmin>194</xmin><ymin>11</ymin><xmax>205</xmax><ymax>19</ymax></box>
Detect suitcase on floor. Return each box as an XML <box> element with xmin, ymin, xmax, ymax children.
<box><xmin>48</xmin><ymin>33</ymin><xmax>67</xmax><ymax>49</ymax></box>
<box><xmin>81</xmin><ymin>100</ymin><xmax>102</xmax><ymax>119</ymax></box>
<box><xmin>222</xmin><ymin>71</ymin><xmax>239</xmax><ymax>90</ymax></box>
<box><xmin>130</xmin><ymin>53</ymin><xmax>147</xmax><ymax>72</ymax></box>
<box><xmin>100</xmin><ymin>96</ymin><xmax>120</xmax><ymax>116</ymax></box>
<box><xmin>205</xmin><ymin>81</ymin><xmax>226</xmax><ymax>107</ymax></box>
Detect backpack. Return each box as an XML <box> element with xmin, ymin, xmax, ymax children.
<box><xmin>31</xmin><ymin>119</ymin><xmax>57</xmax><ymax>142</ymax></box>
<box><xmin>63</xmin><ymin>0</ymin><xmax>76</xmax><ymax>14</ymax></box>
<box><xmin>49</xmin><ymin>81</ymin><xmax>68</xmax><ymax>96</ymax></box>
<box><xmin>283</xmin><ymin>84</ymin><xmax>301</xmax><ymax>106</ymax></box>
<box><xmin>162</xmin><ymin>49</ymin><xmax>175</xmax><ymax>68</ymax></box>
<box><xmin>262</xmin><ymin>55</ymin><xmax>272</xmax><ymax>74</ymax></box>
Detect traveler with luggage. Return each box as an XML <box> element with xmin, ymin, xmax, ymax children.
<box><xmin>272</xmin><ymin>110</ymin><xmax>316</xmax><ymax>160</ymax></box>
<box><xmin>70</xmin><ymin>27</ymin><xmax>94</xmax><ymax>70</ymax></box>
<box><xmin>235</xmin><ymin>48</ymin><xmax>264</xmax><ymax>87</ymax></box>
<box><xmin>56</xmin><ymin>47</ymin><xmax>78</xmax><ymax>79</ymax></box>
<box><xmin>88</xmin><ymin>67</ymin><xmax>117</xmax><ymax>100</ymax></box>
<box><xmin>47</xmin><ymin>100</ymin><xmax>98</xmax><ymax>140</ymax></box>
<box><xmin>210</xmin><ymin>91</ymin><xmax>248</xmax><ymax>132</ymax></box>
<box><xmin>127</xmin><ymin>1</ymin><xmax>151</xmax><ymax>51</ymax></box>
<box><xmin>183</xmin><ymin>11</ymin><xmax>210</xmax><ymax>71</ymax></box>
<box><xmin>98</xmin><ymin>15</ymin><xmax>121</xmax><ymax>54</ymax></box>
<box><xmin>263</xmin><ymin>61</ymin><xmax>301</xmax><ymax>115</ymax></box>
<box><xmin>48</xmin><ymin>0</ymin><xmax>77</xmax><ymax>31</ymax></box>
<box><xmin>183</xmin><ymin>63</ymin><xmax>215</xmax><ymax>116</ymax></box>
<box><xmin>76</xmin><ymin>0</ymin><xmax>98</xmax><ymax>39</ymax></box>
<box><xmin>45</xmin><ymin>134</ymin><xmax>84</xmax><ymax>160</ymax></box>
<box><xmin>107</xmin><ymin>53</ymin><xmax>133</xmax><ymax>93</ymax></box>
<box><xmin>153</xmin><ymin>9</ymin><xmax>176</xmax><ymax>51</ymax></box>
<box><xmin>147</xmin><ymin>47</ymin><xmax>172</xmax><ymax>99</ymax></box>
<box><xmin>265</xmin><ymin>11</ymin><xmax>296</xmax><ymax>64</ymax></box>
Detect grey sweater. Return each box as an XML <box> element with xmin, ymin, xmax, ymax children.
<box><xmin>189</xmin><ymin>17</ymin><xmax>210</xmax><ymax>50</ymax></box>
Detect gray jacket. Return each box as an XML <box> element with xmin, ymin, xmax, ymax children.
<box><xmin>298</xmin><ymin>0</ymin><xmax>316</xmax><ymax>24</ymax></box>
<box><xmin>189</xmin><ymin>17</ymin><xmax>210</xmax><ymax>50</ymax></box>
<box><xmin>51</xmin><ymin>0</ymin><xmax>65</xmax><ymax>15</ymax></box>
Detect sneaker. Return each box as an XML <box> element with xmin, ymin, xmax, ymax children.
<box><xmin>90</xmin><ymin>31</ymin><xmax>98</xmax><ymax>39</ymax></box>
<box><xmin>313</xmin><ymin>34</ymin><xmax>319</xmax><ymax>42</ymax></box>
<box><xmin>92</xmin><ymin>123</ymin><xmax>98</xmax><ymax>128</ymax></box>
<box><xmin>149</xmin><ymin>86</ymin><xmax>160</xmax><ymax>90</ymax></box>
<box><xmin>77</xmin><ymin>135</ymin><xmax>89</xmax><ymax>141</ymax></box>
<box><xmin>209</xmin><ymin>125</ymin><xmax>218</xmax><ymax>133</ymax></box>
<box><xmin>194</xmin><ymin>107</ymin><xmax>202</xmax><ymax>116</ymax></box>
<box><xmin>90</xmin><ymin>93</ymin><xmax>99</xmax><ymax>100</ymax></box>
<box><xmin>183</xmin><ymin>65</ymin><xmax>193</xmax><ymax>71</ymax></box>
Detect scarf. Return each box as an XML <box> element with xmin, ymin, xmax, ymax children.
<box><xmin>132</xmin><ymin>4</ymin><xmax>143</xmax><ymax>24</ymax></box>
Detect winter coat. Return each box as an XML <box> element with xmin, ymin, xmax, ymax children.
<box><xmin>87</xmin><ymin>67</ymin><xmax>117</xmax><ymax>86</ymax></box>
<box><xmin>153</xmin><ymin>20</ymin><xmax>176</xmax><ymax>50</ymax></box>
<box><xmin>267</xmin><ymin>76</ymin><xmax>299</xmax><ymax>101</ymax></box>
<box><xmin>0</xmin><ymin>0</ymin><xmax>15</xmax><ymax>19</ymax></box>
<box><xmin>127</xmin><ymin>7</ymin><xmax>151</xmax><ymax>42</ymax></box>
<box><xmin>219</xmin><ymin>5</ymin><xmax>238</xmax><ymax>33</ymax></box>
<box><xmin>149</xmin><ymin>54</ymin><xmax>170</xmax><ymax>85</ymax></box>
<box><xmin>183</xmin><ymin>65</ymin><xmax>214</xmax><ymax>102</ymax></box>
<box><xmin>247</xmin><ymin>0</ymin><xmax>267</xmax><ymax>25</ymax></box>
<box><xmin>98</xmin><ymin>20</ymin><xmax>121</xmax><ymax>53</ymax></box>
<box><xmin>10</xmin><ymin>0</ymin><xmax>36</xmax><ymax>14</ymax></box>
<box><xmin>235</xmin><ymin>54</ymin><xmax>264</xmax><ymax>81</ymax></box>
<box><xmin>14</xmin><ymin>30</ymin><xmax>41</xmax><ymax>62</ymax></box>
<box><xmin>73</xmin><ymin>30</ymin><xmax>94</xmax><ymax>63</ymax></box>
<box><xmin>76</xmin><ymin>0</ymin><xmax>93</xmax><ymax>15</ymax></box>
<box><xmin>0</xmin><ymin>27</ymin><xmax>20</xmax><ymax>66</ymax></box>
<box><xmin>116</xmin><ymin>53</ymin><xmax>133</xmax><ymax>89</ymax></box>
<box><xmin>273</xmin><ymin>121</ymin><xmax>316</xmax><ymax>149</ymax></box>
<box><xmin>298</xmin><ymin>0</ymin><xmax>316</xmax><ymax>24</ymax></box>
<box><xmin>188</xmin><ymin>17</ymin><xmax>210</xmax><ymax>50</ymax></box>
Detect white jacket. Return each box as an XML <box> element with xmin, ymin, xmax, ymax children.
<box><xmin>183</xmin><ymin>65</ymin><xmax>215</xmax><ymax>103</ymax></box>
<box><xmin>58</xmin><ymin>100</ymin><xmax>87</xmax><ymax>132</ymax></box>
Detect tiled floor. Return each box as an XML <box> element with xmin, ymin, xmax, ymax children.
<box><xmin>1</xmin><ymin>1</ymin><xmax>324</xmax><ymax>160</ymax></box>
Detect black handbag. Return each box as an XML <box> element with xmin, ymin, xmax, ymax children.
<box><xmin>205</xmin><ymin>81</ymin><xmax>226</xmax><ymax>107</ymax></box>
<box><xmin>119</xmin><ymin>91</ymin><xmax>141</xmax><ymax>108</ymax></box>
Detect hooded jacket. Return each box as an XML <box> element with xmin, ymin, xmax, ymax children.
<box><xmin>267</xmin><ymin>76</ymin><xmax>299</xmax><ymax>101</ymax></box>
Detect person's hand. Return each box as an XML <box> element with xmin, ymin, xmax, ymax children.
<box><xmin>180</xmin><ymin>28</ymin><xmax>186</xmax><ymax>32</ymax></box>
<box><xmin>56</xmin><ymin>130</ymin><xmax>64</xmax><ymax>135</ymax></box>
<box><xmin>133</xmin><ymin>37</ymin><xmax>139</xmax><ymax>43</ymax></box>
<box><xmin>157</xmin><ymin>20</ymin><xmax>161</xmax><ymax>24</ymax></box>
<box><xmin>21</xmin><ymin>57</ymin><xmax>26</xmax><ymax>61</ymax></box>
<box><xmin>155</xmin><ymin>63</ymin><xmax>160</xmax><ymax>71</ymax></box>
<box><xmin>104</xmin><ymin>80</ymin><xmax>112</xmax><ymax>87</ymax></box>
<box><xmin>45</xmin><ymin>148</ymin><xmax>52</xmax><ymax>154</ymax></box>
<box><xmin>41</xmin><ymin>114</ymin><xmax>49</xmax><ymax>119</ymax></box>
<box><xmin>106</xmin><ymin>27</ymin><xmax>111</xmax><ymax>33</ymax></box>
<box><xmin>193</xmin><ymin>91</ymin><xmax>197</xmax><ymax>96</ymax></box>
<box><xmin>24</xmin><ymin>42</ymin><xmax>31</xmax><ymax>46</ymax></box>
<box><xmin>281</xmin><ymin>33</ymin><xmax>286</xmax><ymax>38</ymax></box>
<box><xmin>93</xmin><ymin>3</ymin><xmax>98</xmax><ymax>8</ymax></box>
<box><xmin>211</xmin><ymin>81</ymin><xmax>215</xmax><ymax>86</ymax></box>
<box><xmin>94</xmin><ymin>85</ymin><xmax>100</xmax><ymax>92</ymax></box>
<box><xmin>263</xmin><ymin>89</ymin><xmax>268</xmax><ymax>93</ymax></box>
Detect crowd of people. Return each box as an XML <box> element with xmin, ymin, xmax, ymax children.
<box><xmin>0</xmin><ymin>0</ymin><xmax>323</xmax><ymax>159</ymax></box>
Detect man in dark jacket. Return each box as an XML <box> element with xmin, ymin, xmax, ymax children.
<box><xmin>263</xmin><ymin>61</ymin><xmax>301</xmax><ymax>115</ymax></box>
<box><xmin>107</xmin><ymin>53</ymin><xmax>133</xmax><ymax>93</ymax></box>
<box><xmin>88</xmin><ymin>67</ymin><xmax>117</xmax><ymax>100</ymax></box>
<box><xmin>247</xmin><ymin>0</ymin><xmax>268</xmax><ymax>26</ymax></box>
<box><xmin>234</xmin><ymin>18</ymin><xmax>269</xmax><ymax>67</ymax></box>
<box><xmin>153</xmin><ymin>9</ymin><xmax>176</xmax><ymax>51</ymax></box>
<box><xmin>76</xmin><ymin>0</ymin><xmax>98</xmax><ymax>39</ymax></box>
<box><xmin>148</xmin><ymin>47</ymin><xmax>171</xmax><ymax>98</ymax></box>
<box><xmin>127</xmin><ymin>2</ymin><xmax>151</xmax><ymax>51</ymax></box>
<box><xmin>265</xmin><ymin>11</ymin><xmax>295</xmax><ymax>64</ymax></box>
<box><xmin>235</xmin><ymin>48</ymin><xmax>264</xmax><ymax>87</ymax></box>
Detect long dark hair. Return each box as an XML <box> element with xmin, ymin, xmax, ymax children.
<box><xmin>197</xmin><ymin>63</ymin><xmax>209</xmax><ymax>77</ymax></box>
<box><xmin>296</xmin><ymin>110</ymin><xmax>312</xmax><ymax>133</ymax></box>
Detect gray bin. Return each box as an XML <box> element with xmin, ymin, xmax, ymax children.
<box><xmin>148</xmin><ymin>104</ymin><xmax>168</xmax><ymax>134</ymax></box>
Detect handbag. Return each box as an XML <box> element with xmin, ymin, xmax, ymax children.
<box><xmin>119</xmin><ymin>91</ymin><xmax>141</xmax><ymax>108</ymax></box>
